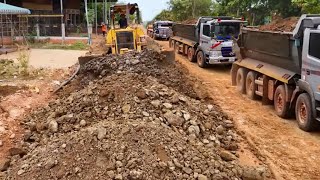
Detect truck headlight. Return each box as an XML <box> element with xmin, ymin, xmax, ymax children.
<box><xmin>209</xmin><ymin>51</ymin><xmax>219</xmax><ymax>57</ymax></box>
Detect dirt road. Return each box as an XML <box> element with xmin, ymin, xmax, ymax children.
<box><xmin>156</xmin><ymin>40</ymin><xmax>320</xmax><ymax>180</ymax></box>
<box><xmin>1</xmin><ymin>49</ymin><xmax>85</xmax><ymax>68</ymax></box>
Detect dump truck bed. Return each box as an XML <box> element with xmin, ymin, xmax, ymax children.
<box><xmin>239</xmin><ymin>28</ymin><xmax>301</xmax><ymax>75</ymax></box>
<box><xmin>172</xmin><ymin>23</ymin><xmax>197</xmax><ymax>42</ymax></box>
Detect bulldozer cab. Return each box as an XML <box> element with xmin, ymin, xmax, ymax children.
<box><xmin>106</xmin><ymin>3</ymin><xmax>146</xmax><ymax>54</ymax></box>
<box><xmin>110</xmin><ymin>3</ymin><xmax>140</xmax><ymax>28</ymax></box>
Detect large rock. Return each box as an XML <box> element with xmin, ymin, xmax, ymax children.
<box><xmin>48</xmin><ymin>120</ymin><xmax>58</xmax><ymax>133</ymax></box>
<box><xmin>97</xmin><ymin>127</ymin><xmax>107</xmax><ymax>140</ymax></box>
<box><xmin>9</xmin><ymin>147</ymin><xmax>27</xmax><ymax>157</ymax></box>
<box><xmin>242</xmin><ymin>166</ymin><xmax>268</xmax><ymax>180</ymax></box>
<box><xmin>150</xmin><ymin>100</ymin><xmax>161</xmax><ymax>108</ymax></box>
<box><xmin>163</xmin><ymin>103</ymin><xmax>173</xmax><ymax>109</ymax></box>
<box><xmin>122</xmin><ymin>104</ymin><xmax>131</xmax><ymax>113</ymax></box>
<box><xmin>164</xmin><ymin>111</ymin><xmax>184</xmax><ymax>126</ymax></box>
<box><xmin>216</xmin><ymin>125</ymin><xmax>225</xmax><ymax>135</ymax></box>
<box><xmin>0</xmin><ymin>159</ymin><xmax>10</xmax><ymax>172</ymax></box>
<box><xmin>188</xmin><ymin>125</ymin><xmax>200</xmax><ymax>136</ymax></box>
<box><xmin>198</xmin><ymin>174</ymin><xmax>208</xmax><ymax>180</ymax></box>
<box><xmin>220</xmin><ymin>150</ymin><xmax>236</xmax><ymax>161</ymax></box>
<box><xmin>136</xmin><ymin>89</ymin><xmax>147</xmax><ymax>99</ymax></box>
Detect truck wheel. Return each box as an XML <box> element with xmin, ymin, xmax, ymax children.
<box><xmin>236</xmin><ymin>68</ymin><xmax>247</xmax><ymax>94</ymax></box>
<box><xmin>197</xmin><ymin>51</ymin><xmax>207</xmax><ymax>68</ymax></box>
<box><xmin>175</xmin><ymin>42</ymin><xmax>180</xmax><ymax>54</ymax></box>
<box><xmin>187</xmin><ymin>47</ymin><xmax>195</xmax><ymax>62</ymax></box>
<box><xmin>246</xmin><ymin>71</ymin><xmax>258</xmax><ymax>100</ymax></box>
<box><xmin>274</xmin><ymin>85</ymin><xmax>290</xmax><ymax>118</ymax></box>
<box><xmin>296</xmin><ymin>93</ymin><xmax>319</xmax><ymax>131</ymax></box>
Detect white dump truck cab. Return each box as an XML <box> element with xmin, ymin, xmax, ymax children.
<box><xmin>195</xmin><ymin>17</ymin><xmax>245</xmax><ymax>67</ymax></box>
<box><xmin>170</xmin><ymin>16</ymin><xmax>245</xmax><ymax>68</ymax></box>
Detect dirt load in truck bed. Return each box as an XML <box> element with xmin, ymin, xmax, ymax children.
<box><xmin>2</xmin><ymin>49</ymin><xmax>270</xmax><ymax>180</ymax></box>
<box><xmin>258</xmin><ymin>17</ymin><xmax>299</xmax><ymax>32</ymax></box>
<box><xmin>181</xmin><ymin>18</ymin><xmax>198</xmax><ymax>25</ymax></box>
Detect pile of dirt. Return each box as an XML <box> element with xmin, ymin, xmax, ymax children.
<box><xmin>258</xmin><ymin>17</ymin><xmax>299</xmax><ymax>32</ymax></box>
<box><xmin>88</xmin><ymin>35</ymin><xmax>109</xmax><ymax>55</ymax></box>
<box><xmin>2</xmin><ymin>50</ymin><xmax>269</xmax><ymax>179</ymax></box>
<box><xmin>181</xmin><ymin>19</ymin><xmax>198</xmax><ymax>25</ymax></box>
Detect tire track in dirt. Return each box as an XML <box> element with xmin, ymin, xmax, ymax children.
<box><xmin>156</xmin><ymin>40</ymin><xmax>320</xmax><ymax>180</ymax></box>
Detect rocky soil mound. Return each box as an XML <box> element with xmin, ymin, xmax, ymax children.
<box><xmin>258</xmin><ymin>17</ymin><xmax>299</xmax><ymax>32</ymax></box>
<box><xmin>2</xmin><ymin>50</ymin><xmax>269</xmax><ymax>180</ymax></box>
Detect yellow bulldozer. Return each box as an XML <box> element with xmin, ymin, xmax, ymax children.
<box><xmin>106</xmin><ymin>3</ymin><xmax>147</xmax><ymax>54</ymax></box>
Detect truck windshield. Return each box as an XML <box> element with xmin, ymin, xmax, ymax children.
<box><xmin>214</xmin><ymin>23</ymin><xmax>240</xmax><ymax>40</ymax></box>
<box><xmin>158</xmin><ymin>23</ymin><xmax>172</xmax><ymax>28</ymax></box>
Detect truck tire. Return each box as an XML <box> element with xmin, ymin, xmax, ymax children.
<box><xmin>236</xmin><ymin>68</ymin><xmax>247</xmax><ymax>94</ymax></box>
<box><xmin>246</xmin><ymin>71</ymin><xmax>258</xmax><ymax>100</ymax></box>
<box><xmin>175</xmin><ymin>42</ymin><xmax>180</xmax><ymax>54</ymax></box>
<box><xmin>197</xmin><ymin>51</ymin><xmax>207</xmax><ymax>68</ymax></box>
<box><xmin>296</xmin><ymin>93</ymin><xmax>319</xmax><ymax>131</ymax></box>
<box><xmin>187</xmin><ymin>47</ymin><xmax>195</xmax><ymax>62</ymax></box>
<box><xmin>274</xmin><ymin>85</ymin><xmax>290</xmax><ymax>118</ymax></box>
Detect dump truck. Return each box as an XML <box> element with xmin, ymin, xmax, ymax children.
<box><xmin>106</xmin><ymin>3</ymin><xmax>147</xmax><ymax>54</ymax></box>
<box><xmin>149</xmin><ymin>21</ymin><xmax>173</xmax><ymax>40</ymax></box>
<box><xmin>231</xmin><ymin>14</ymin><xmax>320</xmax><ymax>131</ymax></box>
<box><xmin>170</xmin><ymin>17</ymin><xmax>246</xmax><ymax>67</ymax></box>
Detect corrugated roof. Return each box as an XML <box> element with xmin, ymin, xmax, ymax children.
<box><xmin>0</xmin><ymin>3</ymin><xmax>31</xmax><ymax>15</ymax></box>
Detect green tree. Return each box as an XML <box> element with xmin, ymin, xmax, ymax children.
<box><xmin>168</xmin><ymin>0</ymin><xmax>214</xmax><ymax>21</ymax></box>
<box><xmin>153</xmin><ymin>10</ymin><xmax>174</xmax><ymax>21</ymax></box>
<box><xmin>293</xmin><ymin>0</ymin><xmax>320</xmax><ymax>13</ymax></box>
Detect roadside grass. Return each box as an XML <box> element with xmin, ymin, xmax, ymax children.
<box><xmin>0</xmin><ymin>51</ymin><xmax>46</xmax><ymax>80</ymax></box>
<box><xmin>30</xmin><ymin>41</ymin><xmax>89</xmax><ymax>50</ymax></box>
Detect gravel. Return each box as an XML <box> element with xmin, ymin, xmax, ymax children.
<box><xmin>3</xmin><ymin>49</ymin><xmax>270</xmax><ymax>179</ymax></box>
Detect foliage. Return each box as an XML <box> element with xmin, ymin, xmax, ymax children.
<box><xmin>293</xmin><ymin>0</ymin><xmax>320</xmax><ymax>13</ymax></box>
<box><xmin>17</xmin><ymin>51</ymin><xmax>30</xmax><ymax>76</ymax></box>
<box><xmin>167</xmin><ymin>0</ymin><xmax>214</xmax><ymax>21</ymax></box>
<box><xmin>154</xmin><ymin>10</ymin><xmax>174</xmax><ymax>21</ymax></box>
<box><xmin>154</xmin><ymin>0</ymin><xmax>320</xmax><ymax>25</ymax></box>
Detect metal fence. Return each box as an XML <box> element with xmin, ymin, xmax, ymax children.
<box><xmin>0</xmin><ymin>14</ymin><xmax>28</xmax><ymax>47</ymax></box>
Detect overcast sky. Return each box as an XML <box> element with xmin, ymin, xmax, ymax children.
<box><xmin>122</xmin><ymin>0</ymin><xmax>169</xmax><ymax>21</ymax></box>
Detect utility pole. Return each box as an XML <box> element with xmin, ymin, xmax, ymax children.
<box><xmin>84</xmin><ymin>0</ymin><xmax>92</xmax><ymax>45</ymax></box>
<box><xmin>60</xmin><ymin>0</ymin><xmax>65</xmax><ymax>44</ymax></box>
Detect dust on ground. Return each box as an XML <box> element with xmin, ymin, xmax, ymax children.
<box><xmin>1</xmin><ymin>49</ymin><xmax>270</xmax><ymax>180</ymax></box>
<box><xmin>156</xmin><ymin>40</ymin><xmax>320</xmax><ymax>180</ymax></box>
<box><xmin>258</xmin><ymin>17</ymin><xmax>299</xmax><ymax>32</ymax></box>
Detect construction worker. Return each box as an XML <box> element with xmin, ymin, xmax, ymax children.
<box><xmin>101</xmin><ymin>22</ymin><xmax>107</xmax><ymax>37</ymax></box>
<box><xmin>118</xmin><ymin>14</ymin><xmax>128</xmax><ymax>28</ymax></box>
